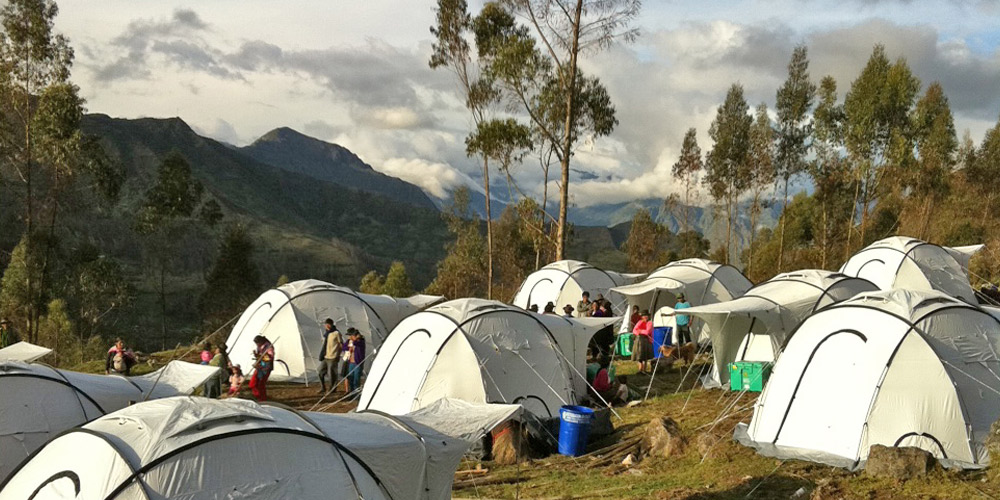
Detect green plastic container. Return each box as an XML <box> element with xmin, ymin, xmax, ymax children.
<box><xmin>729</xmin><ymin>361</ymin><xmax>772</xmax><ymax>392</ymax></box>
<box><xmin>616</xmin><ymin>333</ymin><xmax>634</xmax><ymax>357</ymax></box>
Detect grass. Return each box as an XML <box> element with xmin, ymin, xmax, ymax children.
<box><xmin>450</xmin><ymin>359</ymin><xmax>999</xmax><ymax>500</ymax></box>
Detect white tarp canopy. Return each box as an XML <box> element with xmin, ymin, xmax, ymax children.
<box><xmin>358</xmin><ymin>299</ymin><xmax>617</xmax><ymax>420</ymax></box>
<box><xmin>735</xmin><ymin>289</ymin><xmax>1000</xmax><ymax>469</ymax></box>
<box><xmin>225</xmin><ymin>279</ymin><xmax>443</xmax><ymax>382</ymax></box>
<box><xmin>512</xmin><ymin>260</ymin><xmax>641</xmax><ymax>315</ymax></box>
<box><xmin>0</xmin><ymin>360</ymin><xmax>217</xmax><ymax>482</ymax></box>
<box><xmin>660</xmin><ymin>270</ymin><xmax>879</xmax><ymax>388</ymax></box>
<box><xmin>0</xmin><ymin>397</ymin><xmax>468</xmax><ymax>500</ymax></box>
<box><xmin>612</xmin><ymin>259</ymin><xmax>753</xmax><ymax>339</ymax></box>
<box><xmin>401</xmin><ymin>398</ymin><xmax>523</xmax><ymax>443</ymax></box>
<box><xmin>839</xmin><ymin>236</ymin><xmax>979</xmax><ymax>303</ymax></box>
<box><xmin>0</xmin><ymin>342</ymin><xmax>51</xmax><ymax>363</ymax></box>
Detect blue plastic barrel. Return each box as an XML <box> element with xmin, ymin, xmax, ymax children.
<box><xmin>558</xmin><ymin>405</ymin><xmax>594</xmax><ymax>456</ymax></box>
<box><xmin>652</xmin><ymin>326</ymin><xmax>673</xmax><ymax>358</ymax></box>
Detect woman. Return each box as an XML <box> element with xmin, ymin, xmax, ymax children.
<box><xmin>105</xmin><ymin>339</ymin><xmax>137</xmax><ymax>375</ymax></box>
<box><xmin>631</xmin><ymin>310</ymin><xmax>654</xmax><ymax>373</ymax></box>
<box><xmin>629</xmin><ymin>305</ymin><xmax>641</xmax><ymax>330</ymax></box>
<box><xmin>249</xmin><ymin>335</ymin><xmax>274</xmax><ymax>401</ymax></box>
<box><xmin>346</xmin><ymin>328</ymin><xmax>365</xmax><ymax>396</ymax></box>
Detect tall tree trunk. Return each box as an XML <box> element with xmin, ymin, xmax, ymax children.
<box><xmin>748</xmin><ymin>194</ymin><xmax>760</xmax><ymax>278</ymax></box>
<box><xmin>725</xmin><ymin>193</ymin><xmax>734</xmax><ymax>265</ymax></box>
<box><xmin>537</xmin><ymin>162</ymin><xmax>550</xmax><ymax>270</ymax></box>
<box><xmin>160</xmin><ymin>259</ymin><xmax>167</xmax><ymax>351</ymax></box>
<box><xmin>484</xmin><ymin>157</ymin><xmax>493</xmax><ymax>300</ymax></box>
<box><xmin>820</xmin><ymin>194</ymin><xmax>829</xmax><ymax>269</ymax></box>
<box><xmin>777</xmin><ymin>177</ymin><xmax>789</xmax><ymax>272</ymax></box>
<box><xmin>845</xmin><ymin>175</ymin><xmax>862</xmax><ymax>261</ymax></box>
<box><xmin>555</xmin><ymin>0</ymin><xmax>584</xmax><ymax>261</ymax></box>
<box><xmin>982</xmin><ymin>193</ymin><xmax>994</xmax><ymax>227</ymax></box>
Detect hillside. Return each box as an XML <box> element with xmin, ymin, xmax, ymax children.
<box><xmin>240</xmin><ymin>127</ymin><xmax>437</xmax><ymax>210</ymax></box>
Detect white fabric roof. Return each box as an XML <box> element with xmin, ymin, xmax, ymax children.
<box><xmin>736</xmin><ymin>289</ymin><xmax>1000</xmax><ymax>469</ymax></box>
<box><xmin>0</xmin><ymin>342</ymin><xmax>51</xmax><ymax>363</ymax></box>
<box><xmin>0</xmin><ymin>361</ymin><xmax>217</xmax><ymax>483</ymax></box>
<box><xmin>839</xmin><ymin>236</ymin><xmax>978</xmax><ymax>302</ymax></box>
<box><xmin>663</xmin><ymin>270</ymin><xmax>878</xmax><ymax>387</ymax></box>
<box><xmin>358</xmin><ymin>299</ymin><xmax>616</xmax><ymax>419</ymax></box>
<box><xmin>401</xmin><ymin>398</ymin><xmax>523</xmax><ymax>443</ymax></box>
<box><xmin>225</xmin><ymin>279</ymin><xmax>443</xmax><ymax>382</ymax></box>
<box><xmin>0</xmin><ymin>397</ymin><xmax>468</xmax><ymax>500</ymax></box>
<box><xmin>511</xmin><ymin>260</ymin><xmax>638</xmax><ymax>315</ymax></box>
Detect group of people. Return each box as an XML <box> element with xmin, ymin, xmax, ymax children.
<box><xmin>629</xmin><ymin>293</ymin><xmax>692</xmax><ymax>373</ymax></box>
<box><xmin>525</xmin><ymin>290</ymin><xmax>615</xmax><ymax>319</ymax></box>
<box><xmin>318</xmin><ymin>319</ymin><xmax>366</xmax><ymax>397</ymax></box>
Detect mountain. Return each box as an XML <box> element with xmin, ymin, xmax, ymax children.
<box><xmin>240</xmin><ymin>127</ymin><xmax>437</xmax><ymax>210</ymax></box>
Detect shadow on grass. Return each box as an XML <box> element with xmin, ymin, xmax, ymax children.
<box><xmin>683</xmin><ymin>474</ymin><xmax>813</xmax><ymax>500</ymax></box>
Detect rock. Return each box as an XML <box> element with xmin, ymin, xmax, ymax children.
<box><xmin>864</xmin><ymin>445</ymin><xmax>936</xmax><ymax>481</ymax></box>
<box><xmin>695</xmin><ymin>431</ymin><xmax>724</xmax><ymax>459</ymax></box>
<box><xmin>621</xmin><ymin>453</ymin><xmax>635</xmax><ymax>466</ymax></box>
<box><xmin>639</xmin><ymin>417</ymin><xmax>686</xmax><ymax>458</ymax></box>
<box><xmin>627</xmin><ymin>400</ymin><xmax>642</xmax><ymax>408</ymax></box>
<box><xmin>791</xmin><ymin>486</ymin><xmax>808</xmax><ymax>498</ymax></box>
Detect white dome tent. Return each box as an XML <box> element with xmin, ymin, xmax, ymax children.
<box><xmin>664</xmin><ymin>270</ymin><xmax>878</xmax><ymax>388</ymax></box>
<box><xmin>735</xmin><ymin>289</ymin><xmax>1000</xmax><ymax>469</ymax></box>
<box><xmin>511</xmin><ymin>260</ymin><xmax>640</xmax><ymax>314</ymax></box>
<box><xmin>357</xmin><ymin>299</ymin><xmax>618</xmax><ymax>420</ymax></box>
<box><xmin>839</xmin><ymin>236</ymin><xmax>980</xmax><ymax>303</ymax></box>
<box><xmin>611</xmin><ymin>259</ymin><xmax>753</xmax><ymax>340</ymax></box>
<box><xmin>0</xmin><ymin>397</ymin><xmax>469</xmax><ymax>500</ymax></box>
<box><xmin>225</xmin><ymin>279</ymin><xmax>443</xmax><ymax>382</ymax></box>
<box><xmin>0</xmin><ymin>360</ymin><xmax>218</xmax><ymax>482</ymax></box>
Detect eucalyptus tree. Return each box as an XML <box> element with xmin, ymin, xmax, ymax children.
<box><xmin>746</xmin><ymin>103</ymin><xmax>776</xmax><ymax>276</ymax></box>
<box><xmin>671</xmin><ymin>128</ymin><xmax>703</xmax><ymax>234</ymax></box>
<box><xmin>811</xmin><ymin>76</ymin><xmax>850</xmax><ymax>267</ymax></box>
<box><xmin>908</xmin><ymin>82</ymin><xmax>956</xmax><ymax>238</ymax></box>
<box><xmin>774</xmin><ymin>45</ymin><xmax>816</xmax><ymax>269</ymax></box>
<box><xmin>704</xmin><ymin>84</ymin><xmax>752</xmax><ymax>264</ymax></box>
<box><xmin>499</xmin><ymin>0</ymin><xmax>639</xmax><ymax>260</ymax></box>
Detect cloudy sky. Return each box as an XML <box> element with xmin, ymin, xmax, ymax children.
<box><xmin>55</xmin><ymin>0</ymin><xmax>1000</xmax><ymax>206</ymax></box>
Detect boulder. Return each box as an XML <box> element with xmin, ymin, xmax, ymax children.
<box><xmin>695</xmin><ymin>431</ymin><xmax>724</xmax><ymax>460</ymax></box>
<box><xmin>640</xmin><ymin>416</ymin><xmax>686</xmax><ymax>458</ymax></box>
<box><xmin>864</xmin><ymin>445</ymin><xmax>936</xmax><ymax>481</ymax></box>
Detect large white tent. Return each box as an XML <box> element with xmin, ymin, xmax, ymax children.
<box><xmin>358</xmin><ymin>299</ymin><xmax>617</xmax><ymax>419</ymax></box>
<box><xmin>839</xmin><ymin>236</ymin><xmax>979</xmax><ymax>303</ymax></box>
<box><xmin>0</xmin><ymin>397</ymin><xmax>470</xmax><ymax>500</ymax></box>
<box><xmin>0</xmin><ymin>360</ymin><xmax>218</xmax><ymax>482</ymax></box>
<box><xmin>0</xmin><ymin>342</ymin><xmax>51</xmax><ymax>363</ymax></box>
<box><xmin>225</xmin><ymin>279</ymin><xmax>443</xmax><ymax>382</ymax></box>
<box><xmin>735</xmin><ymin>289</ymin><xmax>1000</xmax><ymax>469</ymax></box>
<box><xmin>512</xmin><ymin>260</ymin><xmax>641</xmax><ymax>314</ymax></box>
<box><xmin>611</xmin><ymin>259</ymin><xmax>753</xmax><ymax>339</ymax></box>
<box><xmin>662</xmin><ymin>270</ymin><xmax>878</xmax><ymax>388</ymax></box>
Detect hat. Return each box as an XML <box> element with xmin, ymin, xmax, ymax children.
<box><xmin>678</xmin><ymin>293</ymin><xmax>686</xmax><ymax>300</ymax></box>
<box><xmin>563</xmin><ymin>304</ymin><xmax>575</xmax><ymax>313</ymax></box>
<box><xmin>0</xmin><ymin>318</ymin><xmax>8</xmax><ymax>324</ymax></box>
<box><xmin>641</xmin><ymin>310</ymin><xmax>650</xmax><ymax>316</ymax></box>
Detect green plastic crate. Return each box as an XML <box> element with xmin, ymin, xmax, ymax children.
<box><xmin>616</xmin><ymin>333</ymin><xmax>634</xmax><ymax>357</ymax></box>
<box><xmin>729</xmin><ymin>361</ymin><xmax>772</xmax><ymax>392</ymax></box>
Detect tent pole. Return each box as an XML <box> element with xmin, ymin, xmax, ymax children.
<box><xmin>550</xmin><ymin>347</ymin><xmax>623</xmax><ymax>421</ymax></box>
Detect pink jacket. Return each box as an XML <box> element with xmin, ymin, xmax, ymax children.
<box><xmin>633</xmin><ymin>319</ymin><xmax>653</xmax><ymax>338</ymax></box>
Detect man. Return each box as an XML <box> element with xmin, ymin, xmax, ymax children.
<box><xmin>528</xmin><ymin>304</ymin><xmax>539</xmax><ymax>313</ymax></box>
<box><xmin>0</xmin><ymin>319</ymin><xmax>18</xmax><ymax>348</ymax></box>
<box><xmin>317</xmin><ymin>318</ymin><xmax>343</xmax><ymax>394</ymax></box>
<box><xmin>577</xmin><ymin>292</ymin><xmax>592</xmax><ymax>318</ymax></box>
<box><xmin>562</xmin><ymin>304</ymin><xmax>575</xmax><ymax>317</ymax></box>
<box><xmin>543</xmin><ymin>302</ymin><xmax>557</xmax><ymax>314</ymax></box>
<box><xmin>674</xmin><ymin>293</ymin><xmax>693</xmax><ymax>345</ymax></box>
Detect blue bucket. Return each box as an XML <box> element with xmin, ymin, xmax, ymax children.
<box><xmin>558</xmin><ymin>405</ymin><xmax>594</xmax><ymax>456</ymax></box>
<box><xmin>653</xmin><ymin>326</ymin><xmax>673</xmax><ymax>357</ymax></box>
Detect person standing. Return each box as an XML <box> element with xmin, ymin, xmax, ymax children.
<box><xmin>346</xmin><ymin>328</ymin><xmax>365</xmax><ymax>396</ymax></box>
<box><xmin>105</xmin><ymin>339</ymin><xmax>136</xmax><ymax>375</ymax></box>
<box><xmin>204</xmin><ymin>344</ymin><xmax>229</xmax><ymax>398</ymax></box>
<box><xmin>317</xmin><ymin>318</ymin><xmax>343</xmax><ymax>394</ymax></box>
<box><xmin>577</xmin><ymin>292</ymin><xmax>592</xmax><ymax>318</ymax></box>
<box><xmin>629</xmin><ymin>305</ymin><xmax>641</xmax><ymax>330</ymax></box>
<box><xmin>674</xmin><ymin>293</ymin><xmax>693</xmax><ymax>345</ymax></box>
<box><xmin>200</xmin><ymin>343</ymin><xmax>213</xmax><ymax>365</ymax></box>
<box><xmin>562</xmin><ymin>304</ymin><xmax>575</xmax><ymax>317</ymax></box>
<box><xmin>0</xmin><ymin>319</ymin><xmax>18</xmax><ymax>348</ymax></box>
<box><xmin>249</xmin><ymin>335</ymin><xmax>274</xmax><ymax>401</ymax></box>
<box><xmin>631</xmin><ymin>311</ymin><xmax>654</xmax><ymax>373</ymax></box>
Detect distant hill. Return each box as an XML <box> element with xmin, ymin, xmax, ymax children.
<box><xmin>240</xmin><ymin>127</ymin><xmax>437</xmax><ymax>210</ymax></box>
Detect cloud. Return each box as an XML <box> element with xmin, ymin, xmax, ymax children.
<box><xmin>378</xmin><ymin>158</ymin><xmax>476</xmax><ymax>198</ymax></box>
<box><xmin>92</xmin><ymin>8</ymin><xmax>214</xmax><ymax>82</ymax></box>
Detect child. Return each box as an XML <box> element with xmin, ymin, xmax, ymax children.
<box><xmin>227</xmin><ymin>365</ymin><xmax>245</xmax><ymax>397</ymax></box>
<box><xmin>200</xmin><ymin>342</ymin><xmax>212</xmax><ymax>365</ymax></box>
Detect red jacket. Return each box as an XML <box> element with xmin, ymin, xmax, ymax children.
<box><xmin>633</xmin><ymin>319</ymin><xmax>653</xmax><ymax>338</ymax></box>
